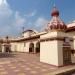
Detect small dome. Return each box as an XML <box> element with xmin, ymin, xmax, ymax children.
<box><xmin>51</xmin><ymin>7</ymin><xmax>59</xmax><ymax>17</ymax></box>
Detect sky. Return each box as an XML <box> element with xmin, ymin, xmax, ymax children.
<box><xmin>0</xmin><ymin>0</ymin><xmax>75</xmax><ymax>37</ymax></box>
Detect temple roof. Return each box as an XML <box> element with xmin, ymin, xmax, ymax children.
<box><xmin>46</xmin><ymin>6</ymin><xmax>67</xmax><ymax>31</ymax></box>
<box><xmin>22</xmin><ymin>29</ymin><xmax>38</xmax><ymax>34</ymax></box>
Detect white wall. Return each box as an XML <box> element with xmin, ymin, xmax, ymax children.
<box><xmin>58</xmin><ymin>41</ymin><xmax>63</xmax><ymax>66</ymax></box>
<box><xmin>10</xmin><ymin>39</ymin><xmax>39</xmax><ymax>53</ymax></box>
<box><xmin>23</xmin><ymin>32</ymin><xmax>30</xmax><ymax>37</ymax></box>
<box><xmin>23</xmin><ymin>42</ymin><xmax>30</xmax><ymax>52</ymax></box>
<box><xmin>41</xmin><ymin>31</ymin><xmax>57</xmax><ymax>39</ymax></box>
<box><xmin>40</xmin><ymin>40</ymin><xmax>60</xmax><ymax>66</ymax></box>
<box><xmin>40</xmin><ymin>31</ymin><xmax>73</xmax><ymax>66</ymax></box>
<box><xmin>73</xmin><ymin>37</ymin><xmax>75</xmax><ymax>50</ymax></box>
<box><xmin>11</xmin><ymin>43</ymin><xmax>17</xmax><ymax>52</ymax></box>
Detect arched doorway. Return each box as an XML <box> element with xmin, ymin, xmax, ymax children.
<box><xmin>36</xmin><ymin>42</ymin><xmax>40</xmax><ymax>53</ymax></box>
<box><xmin>29</xmin><ymin>43</ymin><xmax>34</xmax><ymax>53</ymax></box>
<box><xmin>0</xmin><ymin>44</ymin><xmax>2</xmax><ymax>52</ymax></box>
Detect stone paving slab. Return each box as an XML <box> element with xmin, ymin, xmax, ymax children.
<box><xmin>1</xmin><ymin>52</ymin><xmax>75</xmax><ymax>75</ymax></box>
<box><xmin>0</xmin><ymin>52</ymin><xmax>57</xmax><ymax>75</ymax></box>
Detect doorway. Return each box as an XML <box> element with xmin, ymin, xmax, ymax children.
<box><xmin>63</xmin><ymin>47</ymin><xmax>71</xmax><ymax>65</ymax></box>
<box><xmin>29</xmin><ymin>43</ymin><xmax>34</xmax><ymax>53</ymax></box>
<box><xmin>36</xmin><ymin>42</ymin><xmax>40</xmax><ymax>53</ymax></box>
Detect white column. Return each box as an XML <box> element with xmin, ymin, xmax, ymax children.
<box><xmin>33</xmin><ymin>41</ymin><xmax>38</xmax><ymax>53</ymax></box>
<box><xmin>2</xmin><ymin>45</ymin><xmax>5</xmax><ymax>53</ymax></box>
<box><xmin>34</xmin><ymin>43</ymin><xmax>36</xmax><ymax>53</ymax></box>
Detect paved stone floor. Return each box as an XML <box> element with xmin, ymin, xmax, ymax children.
<box><xmin>0</xmin><ymin>52</ymin><xmax>57</xmax><ymax>75</ymax></box>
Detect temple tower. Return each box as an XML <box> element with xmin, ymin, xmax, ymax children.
<box><xmin>40</xmin><ymin>6</ymin><xmax>72</xmax><ymax>66</ymax></box>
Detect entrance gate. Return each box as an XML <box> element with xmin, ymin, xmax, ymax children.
<box><xmin>63</xmin><ymin>47</ymin><xmax>71</xmax><ymax>65</ymax></box>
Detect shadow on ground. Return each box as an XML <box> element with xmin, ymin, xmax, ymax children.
<box><xmin>0</xmin><ymin>52</ymin><xmax>16</xmax><ymax>58</ymax></box>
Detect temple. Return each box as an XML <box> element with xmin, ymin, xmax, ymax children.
<box><xmin>0</xmin><ymin>6</ymin><xmax>75</xmax><ymax>67</ymax></box>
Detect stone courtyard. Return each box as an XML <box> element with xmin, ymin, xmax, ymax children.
<box><xmin>0</xmin><ymin>52</ymin><xmax>57</xmax><ymax>75</ymax></box>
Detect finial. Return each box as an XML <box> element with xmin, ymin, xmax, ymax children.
<box><xmin>53</xmin><ymin>2</ymin><xmax>56</xmax><ymax>7</ymax></box>
<box><xmin>51</xmin><ymin>4</ymin><xmax>59</xmax><ymax>17</ymax></box>
<box><xmin>22</xmin><ymin>27</ymin><xmax>24</xmax><ymax>33</ymax></box>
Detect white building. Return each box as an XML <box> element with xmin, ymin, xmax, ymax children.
<box><xmin>0</xmin><ymin>6</ymin><xmax>75</xmax><ymax>67</ymax></box>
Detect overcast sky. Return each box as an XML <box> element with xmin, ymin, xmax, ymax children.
<box><xmin>0</xmin><ymin>0</ymin><xmax>75</xmax><ymax>37</ymax></box>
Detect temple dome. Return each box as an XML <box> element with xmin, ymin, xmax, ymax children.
<box><xmin>46</xmin><ymin>6</ymin><xmax>67</xmax><ymax>31</ymax></box>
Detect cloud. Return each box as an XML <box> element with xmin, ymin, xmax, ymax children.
<box><xmin>0</xmin><ymin>0</ymin><xmax>8</xmax><ymax>5</ymax></box>
<box><xmin>34</xmin><ymin>17</ymin><xmax>48</xmax><ymax>31</ymax></box>
<box><xmin>0</xmin><ymin>0</ymin><xmax>12</xmax><ymax>18</ymax></box>
<box><xmin>0</xmin><ymin>0</ymin><xmax>26</xmax><ymax>36</ymax></box>
<box><xmin>0</xmin><ymin>0</ymin><xmax>48</xmax><ymax>36</ymax></box>
<box><xmin>12</xmin><ymin>11</ymin><xmax>26</xmax><ymax>28</ymax></box>
<box><xmin>24</xmin><ymin>10</ymin><xmax>36</xmax><ymax>17</ymax></box>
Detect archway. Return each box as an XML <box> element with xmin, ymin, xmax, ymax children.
<box><xmin>0</xmin><ymin>44</ymin><xmax>2</xmax><ymax>52</ymax></box>
<box><xmin>36</xmin><ymin>42</ymin><xmax>40</xmax><ymax>53</ymax></box>
<box><xmin>29</xmin><ymin>43</ymin><xmax>34</xmax><ymax>53</ymax></box>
